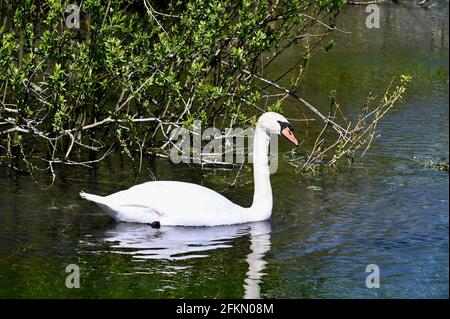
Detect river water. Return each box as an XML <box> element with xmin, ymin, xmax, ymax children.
<box><xmin>0</xmin><ymin>3</ymin><xmax>448</xmax><ymax>298</ymax></box>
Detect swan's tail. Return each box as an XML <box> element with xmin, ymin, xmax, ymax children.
<box><xmin>79</xmin><ymin>191</ymin><xmax>107</xmax><ymax>204</ymax></box>
<box><xmin>80</xmin><ymin>191</ymin><xmax>121</xmax><ymax>220</ymax></box>
<box><xmin>80</xmin><ymin>191</ymin><xmax>160</xmax><ymax>224</ymax></box>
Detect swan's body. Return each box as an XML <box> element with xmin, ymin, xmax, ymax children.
<box><xmin>81</xmin><ymin>181</ymin><xmax>267</xmax><ymax>226</ymax></box>
<box><xmin>80</xmin><ymin>112</ymin><xmax>298</xmax><ymax>226</ymax></box>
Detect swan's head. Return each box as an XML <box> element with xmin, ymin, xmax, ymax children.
<box><xmin>257</xmin><ymin>112</ymin><xmax>298</xmax><ymax>146</ymax></box>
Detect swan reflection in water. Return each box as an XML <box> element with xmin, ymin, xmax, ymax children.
<box><xmin>102</xmin><ymin>221</ymin><xmax>271</xmax><ymax>298</ymax></box>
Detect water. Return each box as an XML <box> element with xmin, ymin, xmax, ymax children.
<box><xmin>0</xmin><ymin>3</ymin><xmax>448</xmax><ymax>298</ymax></box>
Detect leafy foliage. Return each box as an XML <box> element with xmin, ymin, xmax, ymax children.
<box><xmin>0</xmin><ymin>0</ymin><xmax>346</xmax><ymax>181</ymax></box>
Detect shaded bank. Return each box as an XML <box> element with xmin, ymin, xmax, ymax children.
<box><xmin>0</xmin><ymin>0</ymin><xmax>347</xmax><ymax>178</ymax></box>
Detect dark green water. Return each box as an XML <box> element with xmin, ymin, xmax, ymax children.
<box><xmin>0</xmin><ymin>4</ymin><xmax>448</xmax><ymax>298</ymax></box>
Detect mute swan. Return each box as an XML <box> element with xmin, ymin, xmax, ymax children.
<box><xmin>80</xmin><ymin>112</ymin><xmax>298</xmax><ymax>226</ymax></box>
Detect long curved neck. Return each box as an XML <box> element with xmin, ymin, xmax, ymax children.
<box><xmin>248</xmin><ymin>125</ymin><xmax>272</xmax><ymax>220</ymax></box>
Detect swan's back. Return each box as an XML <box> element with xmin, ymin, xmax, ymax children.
<box><xmin>91</xmin><ymin>181</ymin><xmax>248</xmax><ymax>226</ymax></box>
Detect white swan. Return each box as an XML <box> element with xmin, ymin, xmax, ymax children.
<box><xmin>80</xmin><ymin>112</ymin><xmax>298</xmax><ymax>226</ymax></box>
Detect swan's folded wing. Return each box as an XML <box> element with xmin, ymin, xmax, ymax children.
<box><xmin>117</xmin><ymin>204</ymin><xmax>164</xmax><ymax>216</ymax></box>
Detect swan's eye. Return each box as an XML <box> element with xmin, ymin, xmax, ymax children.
<box><xmin>277</xmin><ymin>121</ymin><xmax>294</xmax><ymax>133</ymax></box>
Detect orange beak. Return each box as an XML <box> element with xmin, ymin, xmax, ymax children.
<box><xmin>281</xmin><ymin>127</ymin><xmax>298</xmax><ymax>146</ymax></box>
